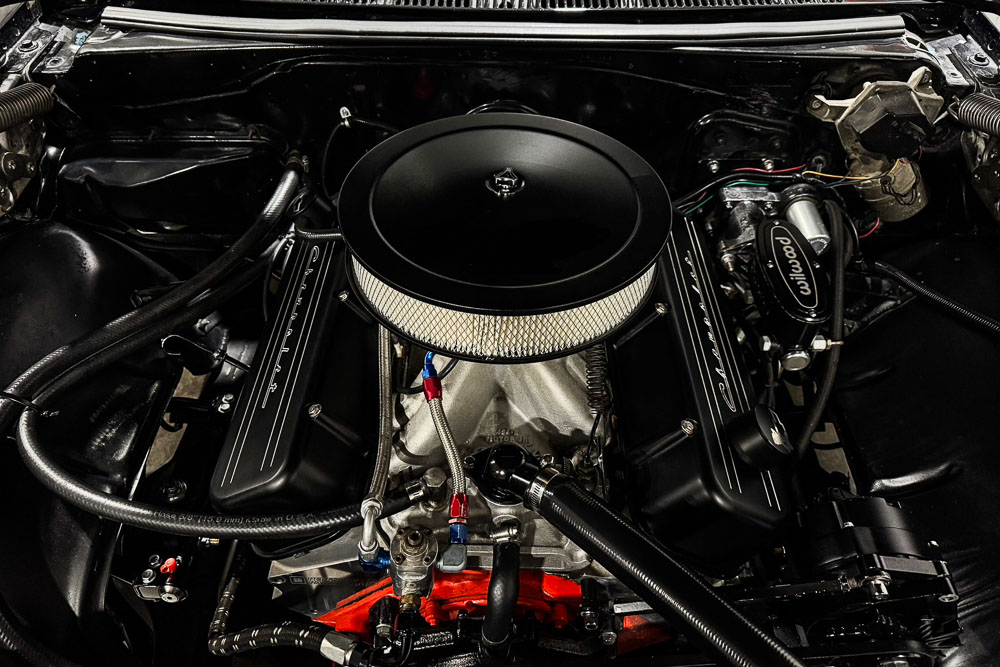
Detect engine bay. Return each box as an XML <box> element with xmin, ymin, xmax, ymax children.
<box><xmin>2</xmin><ymin>1</ymin><xmax>1000</xmax><ymax>665</ymax></box>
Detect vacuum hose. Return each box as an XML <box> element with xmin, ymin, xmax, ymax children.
<box><xmin>794</xmin><ymin>201</ymin><xmax>847</xmax><ymax>459</ymax></box>
<box><xmin>493</xmin><ymin>453</ymin><xmax>806</xmax><ymax>667</ymax></box>
<box><xmin>0</xmin><ymin>83</ymin><xmax>53</xmax><ymax>133</ymax></box>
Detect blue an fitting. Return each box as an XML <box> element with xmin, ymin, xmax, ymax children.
<box><xmin>359</xmin><ymin>547</ymin><xmax>392</xmax><ymax>573</ymax></box>
<box><xmin>422</xmin><ymin>352</ymin><xmax>437</xmax><ymax>379</ymax></box>
<box><xmin>449</xmin><ymin>523</ymin><xmax>468</xmax><ymax>545</ymax></box>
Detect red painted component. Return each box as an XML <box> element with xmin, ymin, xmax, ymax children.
<box><xmin>617</xmin><ymin>614</ymin><xmax>671</xmax><ymax>655</ymax></box>
<box><xmin>314</xmin><ymin>570</ymin><xmax>582</xmax><ymax>636</ymax></box>
<box><xmin>159</xmin><ymin>557</ymin><xmax>178</xmax><ymax>575</ymax></box>
<box><xmin>423</xmin><ymin>378</ymin><xmax>442</xmax><ymax>402</ymax></box>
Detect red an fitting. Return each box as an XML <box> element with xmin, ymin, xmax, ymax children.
<box><xmin>449</xmin><ymin>493</ymin><xmax>470</xmax><ymax>523</ymax></box>
<box><xmin>423</xmin><ymin>377</ymin><xmax>443</xmax><ymax>402</ymax></box>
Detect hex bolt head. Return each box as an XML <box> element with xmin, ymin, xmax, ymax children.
<box><xmin>140</xmin><ymin>569</ymin><xmax>156</xmax><ymax>585</ymax></box>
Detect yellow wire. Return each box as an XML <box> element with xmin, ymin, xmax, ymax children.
<box><xmin>802</xmin><ymin>159</ymin><xmax>904</xmax><ymax>181</ymax></box>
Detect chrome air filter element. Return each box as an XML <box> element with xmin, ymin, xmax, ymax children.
<box><xmin>339</xmin><ymin>113</ymin><xmax>670</xmax><ymax>361</ymax></box>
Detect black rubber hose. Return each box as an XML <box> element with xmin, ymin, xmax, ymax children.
<box><xmin>481</xmin><ymin>541</ymin><xmax>520</xmax><ymax>653</ymax></box>
<box><xmin>0</xmin><ymin>263</ymin><xmax>266</xmax><ymax>667</ymax></box>
<box><xmin>0</xmin><ymin>168</ymin><xmax>300</xmax><ymax>438</ymax></box>
<box><xmin>15</xmin><ymin>262</ymin><xmax>419</xmax><ymax>538</ymax></box>
<box><xmin>208</xmin><ymin>621</ymin><xmax>330</xmax><ymax>657</ymax></box>
<box><xmin>521</xmin><ymin>472</ymin><xmax>805</xmax><ymax>667</ymax></box>
<box><xmin>873</xmin><ymin>260</ymin><xmax>1000</xmax><ymax>337</ymax></box>
<box><xmin>794</xmin><ymin>201</ymin><xmax>846</xmax><ymax>459</ymax></box>
<box><xmin>0</xmin><ymin>595</ymin><xmax>79</xmax><ymax>667</ymax></box>
<box><xmin>18</xmin><ymin>397</ymin><xmax>414</xmax><ymax>538</ymax></box>
<box><xmin>207</xmin><ymin>573</ymin><xmax>373</xmax><ymax>665</ymax></box>
<box><xmin>1</xmin><ymin>170</ymin><xmax>299</xmax><ymax>667</ymax></box>
<box><xmin>209</xmin><ymin>574</ymin><xmax>241</xmax><ymax>639</ymax></box>
<box><xmin>0</xmin><ymin>83</ymin><xmax>53</xmax><ymax>133</ymax></box>
<box><xmin>293</xmin><ymin>223</ymin><xmax>343</xmax><ymax>241</ymax></box>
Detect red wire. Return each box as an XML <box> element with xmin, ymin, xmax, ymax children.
<box><xmin>859</xmin><ymin>218</ymin><xmax>882</xmax><ymax>239</ymax></box>
<box><xmin>733</xmin><ymin>164</ymin><xmax>807</xmax><ymax>174</ymax></box>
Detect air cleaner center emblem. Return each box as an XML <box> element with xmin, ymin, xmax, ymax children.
<box><xmin>486</xmin><ymin>166</ymin><xmax>525</xmax><ymax>198</ymax></box>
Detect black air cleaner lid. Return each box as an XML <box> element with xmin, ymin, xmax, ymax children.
<box><xmin>338</xmin><ymin>113</ymin><xmax>670</xmax><ymax>315</ymax></box>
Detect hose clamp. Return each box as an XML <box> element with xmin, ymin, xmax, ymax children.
<box><xmin>525</xmin><ymin>467</ymin><xmax>562</xmax><ymax>512</ymax></box>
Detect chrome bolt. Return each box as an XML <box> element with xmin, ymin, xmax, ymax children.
<box><xmin>307</xmin><ymin>403</ymin><xmax>322</xmax><ymax>418</ymax></box>
<box><xmin>600</xmin><ymin>631</ymin><xmax>618</xmax><ymax>646</ymax></box>
<box><xmin>707</xmin><ymin>160</ymin><xmax>720</xmax><ymax>174</ymax></box>
<box><xmin>217</xmin><ymin>394</ymin><xmax>234</xmax><ymax>414</ymax></box>
<box><xmin>140</xmin><ymin>569</ymin><xmax>156</xmax><ymax>585</ymax></box>
<box><xmin>938</xmin><ymin>593</ymin><xmax>959</xmax><ymax>603</ymax></box>
<box><xmin>160</xmin><ymin>479</ymin><xmax>187</xmax><ymax>503</ymax></box>
<box><xmin>680</xmin><ymin>419</ymin><xmax>699</xmax><ymax>436</ymax></box>
<box><xmin>762</xmin><ymin>159</ymin><xmax>776</xmax><ymax>171</ymax></box>
<box><xmin>654</xmin><ymin>302</ymin><xmax>668</xmax><ymax>316</ymax></box>
<box><xmin>18</xmin><ymin>40</ymin><xmax>36</xmax><ymax>53</ymax></box>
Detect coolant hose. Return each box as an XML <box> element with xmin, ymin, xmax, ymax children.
<box><xmin>500</xmin><ymin>464</ymin><xmax>805</xmax><ymax>667</ymax></box>
<box><xmin>794</xmin><ymin>200</ymin><xmax>846</xmax><ymax>459</ymax></box>
<box><xmin>0</xmin><ymin>83</ymin><xmax>53</xmax><ymax>133</ymax></box>
<box><xmin>0</xmin><ymin>168</ymin><xmax>300</xmax><ymax>437</ymax></box>
<box><xmin>481</xmin><ymin>541</ymin><xmax>520</xmax><ymax>653</ymax></box>
<box><xmin>874</xmin><ymin>260</ymin><xmax>1000</xmax><ymax>337</ymax></box>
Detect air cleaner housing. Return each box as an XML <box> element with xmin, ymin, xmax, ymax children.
<box><xmin>339</xmin><ymin>113</ymin><xmax>670</xmax><ymax>361</ymax></box>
